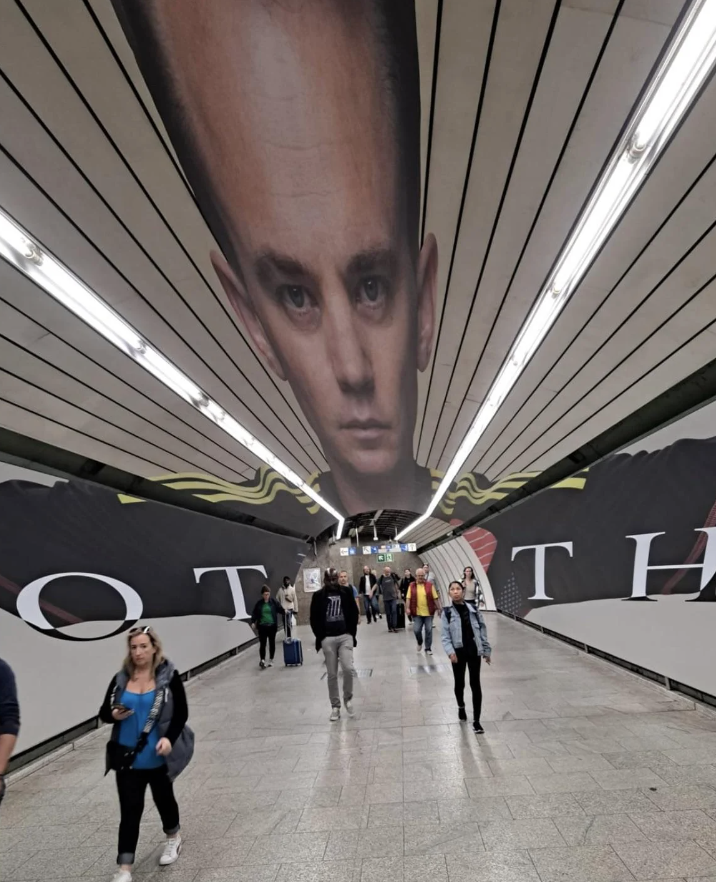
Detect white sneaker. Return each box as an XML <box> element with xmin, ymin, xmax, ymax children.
<box><xmin>267</xmin><ymin>661</ymin><xmax>274</xmax><ymax>667</ymax></box>
<box><xmin>159</xmin><ymin>834</ymin><xmax>182</xmax><ymax>866</ymax></box>
<box><xmin>259</xmin><ymin>660</ymin><xmax>266</xmax><ymax>669</ymax></box>
<box><xmin>330</xmin><ymin>707</ymin><xmax>341</xmax><ymax>722</ymax></box>
<box><xmin>426</xmin><ymin>649</ymin><xmax>433</xmax><ymax>656</ymax></box>
<box><xmin>416</xmin><ymin>645</ymin><xmax>423</xmax><ymax>652</ymax></box>
<box><xmin>112</xmin><ymin>871</ymin><xmax>132</xmax><ymax>882</ymax></box>
<box><xmin>345</xmin><ymin>700</ymin><xmax>355</xmax><ymax>717</ymax></box>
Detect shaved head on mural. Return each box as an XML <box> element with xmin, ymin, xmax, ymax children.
<box><xmin>114</xmin><ymin>0</ymin><xmax>437</xmax><ymax>517</ymax></box>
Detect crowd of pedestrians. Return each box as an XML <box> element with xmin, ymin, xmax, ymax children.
<box><xmin>0</xmin><ymin>560</ymin><xmax>490</xmax><ymax>882</ymax></box>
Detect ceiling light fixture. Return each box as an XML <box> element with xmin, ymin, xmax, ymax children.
<box><xmin>398</xmin><ymin>0</ymin><xmax>716</xmax><ymax>541</ymax></box>
<box><xmin>0</xmin><ymin>207</ymin><xmax>345</xmax><ymax>537</ymax></box>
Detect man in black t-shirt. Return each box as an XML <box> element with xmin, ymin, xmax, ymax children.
<box><xmin>378</xmin><ymin>567</ymin><xmax>401</xmax><ymax>632</ymax></box>
<box><xmin>310</xmin><ymin>568</ymin><xmax>359</xmax><ymax>722</ymax></box>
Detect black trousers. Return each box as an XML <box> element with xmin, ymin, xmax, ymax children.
<box><xmin>116</xmin><ymin>767</ymin><xmax>180</xmax><ymax>865</ymax></box>
<box><xmin>258</xmin><ymin>623</ymin><xmax>277</xmax><ymax>660</ymax></box>
<box><xmin>452</xmin><ymin>648</ymin><xmax>483</xmax><ymax>723</ymax></box>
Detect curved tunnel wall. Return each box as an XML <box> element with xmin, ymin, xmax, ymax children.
<box><xmin>428</xmin><ymin>402</ymin><xmax>716</xmax><ymax>702</ymax></box>
<box><xmin>0</xmin><ymin>461</ymin><xmax>304</xmax><ymax>755</ymax></box>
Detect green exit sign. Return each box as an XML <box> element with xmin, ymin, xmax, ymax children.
<box><xmin>377</xmin><ymin>553</ymin><xmax>393</xmax><ymax>563</ymax></box>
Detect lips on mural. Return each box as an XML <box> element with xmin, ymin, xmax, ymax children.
<box><xmin>0</xmin><ymin>476</ymin><xmax>304</xmax><ymax>640</ymax></box>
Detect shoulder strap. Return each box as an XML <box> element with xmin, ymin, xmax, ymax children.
<box><xmin>444</xmin><ymin>607</ymin><xmax>452</xmax><ymax>623</ymax></box>
<box><xmin>134</xmin><ymin>688</ymin><xmax>165</xmax><ymax>753</ymax></box>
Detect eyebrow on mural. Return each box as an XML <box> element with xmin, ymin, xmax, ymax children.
<box><xmin>345</xmin><ymin>247</ymin><xmax>397</xmax><ymax>278</ymax></box>
<box><xmin>255</xmin><ymin>251</ymin><xmax>315</xmax><ymax>286</ymax></box>
<box><xmin>254</xmin><ymin>246</ymin><xmax>398</xmax><ymax>287</ymax></box>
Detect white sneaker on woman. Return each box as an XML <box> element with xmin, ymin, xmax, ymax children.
<box><xmin>329</xmin><ymin>707</ymin><xmax>341</xmax><ymax>722</ymax></box>
<box><xmin>111</xmin><ymin>871</ymin><xmax>132</xmax><ymax>882</ymax></box>
<box><xmin>159</xmin><ymin>834</ymin><xmax>182</xmax><ymax>866</ymax></box>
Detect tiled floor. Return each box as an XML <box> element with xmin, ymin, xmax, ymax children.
<box><xmin>3</xmin><ymin>614</ymin><xmax>716</xmax><ymax>881</ymax></box>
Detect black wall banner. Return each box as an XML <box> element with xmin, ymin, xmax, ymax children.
<box><xmin>465</xmin><ymin>436</ymin><xmax>716</xmax><ymax>616</ymax></box>
<box><xmin>0</xmin><ymin>472</ymin><xmax>304</xmax><ymax>641</ymax></box>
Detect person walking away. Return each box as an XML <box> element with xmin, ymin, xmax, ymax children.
<box><xmin>378</xmin><ymin>566</ymin><xmax>400</xmax><ymax>632</ymax></box>
<box><xmin>310</xmin><ymin>568</ymin><xmax>359</xmax><ymax>721</ymax></box>
<box><xmin>370</xmin><ymin>569</ymin><xmax>383</xmax><ymax>620</ymax></box>
<box><xmin>0</xmin><ymin>658</ymin><xmax>20</xmax><ymax>811</ymax></box>
<box><xmin>462</xmin><ymin>567</ymin><xmax>481</xmax><ymax>604</ymax></box>
<box><xmin>407</xmin><ymin>569</ymin><xmax>441</xmax><ymax>655</ymax></box>
<box><xmin>251</xmin><ymin>586</ymin><xmax>285</xmax><ymax>668</ymax></box>
<box><xmin>277</xmin><ymin>576</ymin><xmax>298</xmax><ymax>637</ymax></box>
<box><xmin>442</xmin><ymin>581</ymin><xmax>492</xmax><ymax>734</ymax></box>
<box><xmin>400</xmin><ymin>569</ymin><xmax>414</xmax><ymax>621</ymax></box>
<box><xmin>338</xmin><ymin>570</ymin><xmax>362</xmax><ymax>622</ymax></box>
<box><xmin>99</xmin><ymin>626</ymin><xmax>193</xmax><ymax>882</ymax></box>
<box><xmin>358</xmin><ymin>566</ymin><xmax>378</xmax><ymax>623</ymax></box>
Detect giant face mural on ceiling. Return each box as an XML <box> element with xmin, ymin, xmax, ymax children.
<box><xmin>110</xmin><ymin>0</ymin><xmax>440</xmax><ymax>524</ymax></box>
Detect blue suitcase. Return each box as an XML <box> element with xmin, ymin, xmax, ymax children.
<box><xmin>284</xmin><ymin>637</ymin><xmax>303</xmax><ymax>666</ymax></box>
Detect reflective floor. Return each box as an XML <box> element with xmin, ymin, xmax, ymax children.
<box><xmin>3</xmin><ymin>614</ymin><xmax>716</xmax><ymax>881</ymax></box>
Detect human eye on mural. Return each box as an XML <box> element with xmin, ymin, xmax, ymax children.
<box><xmin>113</xmin><ymin>0</ymin><xmax>438</xmax><ymax>520</ymax></box>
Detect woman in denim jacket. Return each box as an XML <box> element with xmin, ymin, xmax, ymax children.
<box><xmin>441</xmin><ymin>581</ymin><xmax>492</xmax><ymax>733</ymax></box>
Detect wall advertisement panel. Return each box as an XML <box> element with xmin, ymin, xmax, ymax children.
<box><xmin>0</xmin><ymin>464</ymin><xmax>303</xmax><ymax>752</ymax></box>
<box><xmin>448</xmin><ymin>404</ymin><xmax>716</xmax><ymax>698</ymax></box>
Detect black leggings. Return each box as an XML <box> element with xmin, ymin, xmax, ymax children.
<box><xmin>258</xmin><ymin>624</ymin><xmax>277</xmax><ymax>660</ymax></box>
<box><xmin>116</xmin><ymin>767</ymin><xmax>179</xmax><ymax>865</ymax></box>
<box><xmin>452</xmin><ymin>649</ymin><xmax>483</xmax><ymax>723</ymax></box>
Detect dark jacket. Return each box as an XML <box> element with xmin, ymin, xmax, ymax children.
<box><xmin>250</xmin><ymin>596</ymin><xmax>285</xmax><ymax>628</ymax></box>
<box><xmin>0</xmin><ymin>659</ymin><xmax>20</xmax><ymax>739</ymax></box>
<box><xmin>99</xmin><ymin>659</ymin><xmax>193</xmax><ymax>781</ymax></box>
<box><xmin>357</xmin><ymin>573</ymin><xmax>377</xmax><ymax>595</ymax></box>
<box><xmin>309</xmin><ymin>585</ymin><xmax>359</xmax><ymax>652</ymax></box>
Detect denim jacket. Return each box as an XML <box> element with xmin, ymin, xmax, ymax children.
<box><xmin>441</xmin><ymin>602</ymin><xmax>491</xmax><ymax>657</ymax></box>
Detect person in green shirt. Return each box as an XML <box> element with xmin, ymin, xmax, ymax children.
<box><xmin>250</xmin><ymin>587</ymin><xmax>285</xmax><ymax>669</ymax></box>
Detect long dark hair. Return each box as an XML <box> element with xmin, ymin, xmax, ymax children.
<box><xmin>463</xmin><ymin>566</ymin><xmax>475</xmax><ymax>581</ymax></box>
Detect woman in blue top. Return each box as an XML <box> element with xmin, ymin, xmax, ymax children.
<box><xmin>441</xmin><ymin>582</ymin><xmax>492</xmax><ymax>734</ymax></box>
<box><xmin>99</xmin><ymin>626</ymin><xmax>190</xmax><ymax>882</ymax></box>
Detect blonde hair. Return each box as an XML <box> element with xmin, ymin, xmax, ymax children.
<box><xmin>123</xmin><ymin>625</ymin><xmax>165</xmax><ymax>677</ymax></box>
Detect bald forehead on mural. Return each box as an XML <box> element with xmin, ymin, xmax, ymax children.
<box><xmin>113</xmin><ymin>0</ymin><xmax>438</xmax><ymax>515</ymax></box>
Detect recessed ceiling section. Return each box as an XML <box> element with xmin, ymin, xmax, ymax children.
<box><xmin>0</xmin><ymin>0</ymin><xmax>713</xmax><ymax>541</ymax></box>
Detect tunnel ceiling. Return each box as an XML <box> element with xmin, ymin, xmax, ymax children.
<box><xmin>0</xmin><ymin>1</ymin><xmax>715</xmax><ymax>541</ymax></box>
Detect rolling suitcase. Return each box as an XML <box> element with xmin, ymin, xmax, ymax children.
<box><xmin>284</xmin><ymin>636</ymin><xmax>303</xmax><ymax>666</ymax></box>
<box><xmin>396</xmin><ymin>602</ymin><xmax>406</xmax><ymax>630</ymax></box>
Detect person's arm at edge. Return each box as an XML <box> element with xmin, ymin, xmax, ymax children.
<box><xmin>478</xmin><ymin>610</ymin><xmax>492</xmax><ymax>663</ymax></box>
<box><xmin>310</xmin><ymin>590</ymin><xmax>323</xmax><ymax>651</ymax></box>
<box><xmin>440</xmin><ymin>609</ymin><xmax>455</xmax><ymax>657</ymax></box>
<box><xmin>345</xmin><ymin>586</ymin><xmax>359</xmax><ymax>644</ymax></box>
<box><xmin>98</xmin><ymin>676</ymin><xmax>118</xmax><ymax>725</ymax></box>
<box><xmin>0</xmin><ymin>663</ymin><xmax>20</xmax><ymax>778</ymax></box>
<box><xmin>164</xmin><ymin>671</ymin><xmax>189</xmax><ymax>744</ymax></box>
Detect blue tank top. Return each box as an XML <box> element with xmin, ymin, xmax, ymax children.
<box><xmin>117</xmin><ymin>689</ymin><xmax>164</xmax><ymax>770</ymax></box>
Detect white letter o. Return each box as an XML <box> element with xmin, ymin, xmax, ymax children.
<box><xmin>17</xmin><ymin>572</ymin><xmax>143</xmax><ymax>636</ymax></box>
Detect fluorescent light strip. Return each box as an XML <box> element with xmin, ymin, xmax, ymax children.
<box><xmin>0</xmin><ymin>208</ymin><xmax>345</xmax><ymax>536</ymax></box>
<box><xmin>398</xmin><ymin>0</ymin><xmax>716</xmax><ymax>541</ymax></box>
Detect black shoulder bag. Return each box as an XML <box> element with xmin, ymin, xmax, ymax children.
<box><xmin>106</xmin><ymin>686</ymin><xmax>164</xmax><ymax>773</ymax></box>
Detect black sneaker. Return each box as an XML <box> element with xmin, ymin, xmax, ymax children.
<box><xmin>458</xmin><ymin>706</ymin><xmax>467</xmax><ymax>722</ymax></box>
<box><xmin>473</xmin><ymin>722</ymin><xmax>485</xmax><ymax>734</ymax></box>
<box><xmin>259</xmin><ymin>660</ymin><xmax>266</xmax><ymax>669</ymax></box>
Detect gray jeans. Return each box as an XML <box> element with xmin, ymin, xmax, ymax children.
<box><xmin>322</xmin><ymin>634</ymin><xmax>355</xmax><ymax>708</ymax></box>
